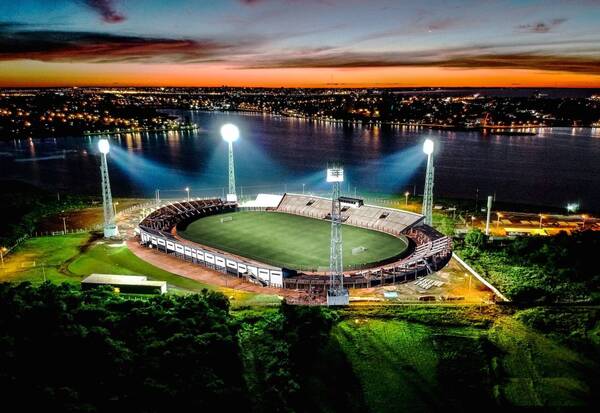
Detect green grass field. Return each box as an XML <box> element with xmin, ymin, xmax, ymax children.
<box><xmin>237</xmin><ymin>305</ymin><xmax>599</xmax><ymax>412</ymax></box>
<box><xmin>0</xmin><ymin>233</ymin><xmax>280</xmax><ymax>306</ymax></box>
<box><xmin>178</xmin><ymin>211</ymin><xmax>409</xmax><ymax>270</ymax></box>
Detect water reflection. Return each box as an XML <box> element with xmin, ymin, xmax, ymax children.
<box><xmin>0</xmin><ymin>110</ymin><xmax>599</xmax><ymax>210</ymax></box>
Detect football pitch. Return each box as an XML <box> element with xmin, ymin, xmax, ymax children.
<box><xmin>177</xmin><ymin>211</ymin><xmax>409</xmax><ymax>271</ymax></box>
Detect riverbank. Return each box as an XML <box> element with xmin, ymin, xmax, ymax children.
<box><xmin>82</xmin><ymin>123</ymin><xmax>199</xmax><ymax>136</ymax></box>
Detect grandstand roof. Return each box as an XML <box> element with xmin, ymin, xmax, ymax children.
<box><xmin>242</xmin><ymin>193</ymin><xmax>284</xmax><ymax>208</ymax></box>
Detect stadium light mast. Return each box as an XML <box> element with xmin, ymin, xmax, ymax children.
<box><xmin>221</xmin><ymin>124</ymin><xmax>239</xmax><ymax>202</ymax></box>
<box><xmin>421</xmin><ymin>139</ymin><xmax>435</xmax><ymax>226</ymax></box>
<box><xmin>326</xmin><ymin>164</ymin><xmax>349</xmax><ymax>306</ymax></box>
<box><xmin>98</xmin><ymin>139</ymin><xmax>119</xmax><ymax>238</ymax></box>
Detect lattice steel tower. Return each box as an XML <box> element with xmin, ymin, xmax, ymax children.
<box><xmin>98</xmin><ymin>139</ymin><xmax>118</xmax><ymax>238</ymax></box>
<box><xmin>326</xmin><ymin>165</ymin><xmax>349</xmax><ymax>306</ymax></box>
<box><xmin>221</xmin><ymin>123</ymin><xmax>240</xmax><ymax>202</ymax></box>
<box><xmin>422</xmin><ymin>139</ymin><xmax>435</xmax><ymax>226</ymax></box>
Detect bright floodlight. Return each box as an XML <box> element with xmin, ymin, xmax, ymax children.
<box><xmin>327</xmin><ymin>167</ymin><xmax>344</xmax><ymax>183</ymax></box>
<box><xmin>98</xmin><ymin>139</ymin><xmax>110</xmax><ymax>154</ymax></box>
<box><xmin>220</xmin><ymin>123</ymin><xmax>240</xmax><ymax>143</ymax></box>
<box><xmin>423</xmin><ymin>139</ymin><xmax>434</xmax><ymax>155</ymax></box>
<box><xmin>566</xmin><ymin>203</ymin><xmax>579</xmax><ymax>213</ymax></box>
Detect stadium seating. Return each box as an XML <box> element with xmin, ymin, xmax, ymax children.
<box><xmin>137</xmin><ymin>194</ymin><xmax>453</xmax><ymax>292</ymax></box>
<box><xmin>139</xmin><ymin>199</ymin><xmax>235</xmax><ymax>234</ymax></box>
<box><xmin>277</xmin><ymin>194</ymin><xmax>423</xmax><ymax>234</ymax></box>
<box><xmin>273</xmin><ymin>193</ymin><xmax>452</xmax><ymax>290</ymax></box>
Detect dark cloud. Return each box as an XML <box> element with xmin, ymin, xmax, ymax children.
<box><xmin>0</xmin><ymin>25</ymin><xmax>260</xmax><ymax>63</ymax></box>
<box><xmin>517</xmin><ymin>18</ymin><xmax>567</xmax><ymax>33</ymax></box>
<box><xmin>79</xmin><ymin>0</ymin><xmax>126</xmax><ymax>23</ymax></box>
<box><xmin>244</xmin><ymin>48</ymin><xmax>600</xmax><ymax>74</ymax></box>
<box><xmin>1</xmin><ymin>22</ymin><xmax>598</xmax><ymax>76</ymax></box>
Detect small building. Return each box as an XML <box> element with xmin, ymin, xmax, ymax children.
<box><xmin>339</xmin><ymin>196</ymin><xmax>364</xmax><ymax>207</ymax></box>
<box><xmin>81</xmin><ymin>274</ymin><xmax>167</xmax><ymax>295</ymax></box>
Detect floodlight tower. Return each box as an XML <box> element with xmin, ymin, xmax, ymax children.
<box><xmin>326</xmin><ymin>164</ymin><xmax>349</xmax><ymax>306</ymax></box>
<box><xmin>421</xmin><ymin>139</ymin><xmax>435</xmax><ymax>226</ymax></box>
<box><xmin>98</xmin><ymin>139</ymin><xmax>119</xmax><ymax>238</ymax></box>
<box><xmin>221</xmin><ymin>123</ymin><xmax>239</xmax><ymax>202</ymax></box>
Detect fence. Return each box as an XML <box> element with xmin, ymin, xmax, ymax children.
<box><xmin>32</xmin><ymin>226</ymin><xmax>103</xmax><ymax>238</ymax></box>
<box><xmin>1</xmin><ymin>201</ymin><xmax>156</xmax><ymax>263</ymax></box>
<box><xmin>452</xmin><ymin>252</ymin><xmax>509</xmax><ymax>302</ymax></box>
<box><xmin>1</xmin><ymin>234</ymin><xmax>30</xmax><ymax>262</ymax></box>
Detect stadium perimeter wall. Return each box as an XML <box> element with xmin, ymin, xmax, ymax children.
<box><xmin>139</xmin><ymin>228</ymin><xmax>284</xmax><ymax>288</ymax></box>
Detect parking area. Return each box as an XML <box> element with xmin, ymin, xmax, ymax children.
<box><xmin>350</xmin><ymin>256</ymin><xmax>495</xmax><ymax>304</ymax></box>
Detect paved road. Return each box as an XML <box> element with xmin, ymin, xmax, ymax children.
<box><xmin>466</xmin><ymin>211</ymin><xmax>598</xmax><ymax>236</ymax></box>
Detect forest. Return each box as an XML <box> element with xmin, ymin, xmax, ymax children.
<box><xmin>1</xmin><ymin>282</ymin><xmax>599</xmax><ymax>412</ymax></box>
<box><xmin>0</xmin><ymin>282</ymin><xmax>335</xmax><ymax>412</ymax></box>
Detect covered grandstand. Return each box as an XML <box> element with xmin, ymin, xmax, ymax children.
<box><xmin>277</xmin><ymin>193</ymin><xmax>423</xmax><ymax>235</ymax></box>
<box><xmin>137</xmin><ymin>193</ymin><xmax>452</xmax><ymax>291</ymax></box>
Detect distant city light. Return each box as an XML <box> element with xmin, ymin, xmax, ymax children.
<box><xmin>220</xmin><ymin>123</ymin><xmax>240</xmax><ymax>143</ymax></box>
<box><xmin>423</xmin><ymin>139</ymin><xmax>434</xmax><ymax>155</ymax></box>
<box><xmin>98</xmin><ymin>139</ymin><xmax>110</xmax><ymax>154</ymax></box>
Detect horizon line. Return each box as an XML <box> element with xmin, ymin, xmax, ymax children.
<box><xmin>2</xmin><ymin>84</ymin><xmax>600</xmax><ymax>90</ymax></box>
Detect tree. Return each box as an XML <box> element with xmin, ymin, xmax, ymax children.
<box><xmin>465</xmin><ymin>228</ymin><xmax>486</xmax><ymax>250</ymax></box>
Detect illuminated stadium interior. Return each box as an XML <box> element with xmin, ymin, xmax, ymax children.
<box><xmin>137</xmin><ymin>193</ymin><xmax>452</xmax><ymax>291</ymax></box>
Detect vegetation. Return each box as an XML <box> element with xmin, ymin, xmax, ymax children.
<box><xmin>178</xmin><ymin>211</ymin><xmax>409</xmax><ymax>270</ymax></box>
<box><xmin>0</xmin><ymin>180</ymin><xmax>95</xmax><ymax>246</ymax></box>
<box><xmin>456</xmin><ymin>229</ymin><xmax>600</xmax><ymax>303</ymax></box>
<box><xmin>432</xmin><ymin>213</ymin><xmax>456</xmax><ymax>236</ymax></box>
<box><xmin>2</xmin><ymin>283</ymin><xmax>598</xmax><ymax>412</ymax></box>
<box><xmin>0</xmin><ymin>233</ymin><xmax>280</xmax><ymax>306</ymax></box>
<box><xmin>0</xmin><ymin>282</ymin><xmax>247</xmax><ymax>411</ymax></box>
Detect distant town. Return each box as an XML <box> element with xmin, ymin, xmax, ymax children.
<box><xmin>1</xmin><ymin>87</ymin><xmax>600</xmax><ymax>139</ymax></box>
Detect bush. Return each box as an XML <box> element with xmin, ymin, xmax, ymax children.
<box><xmin>457</xmin><ymin>231</ymin><xmax>600</xmax><ymax>303</ymax></box>
<box><xmin>464</xmin><ymin>228</ymin><xmax>486</xmax><ymax>250</ymax></box>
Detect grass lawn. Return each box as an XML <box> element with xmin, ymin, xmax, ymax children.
<box><xmin>333</xmin><ymin>319</ymin><xmax>443</xmax><ymax>413</ymax></box>
<box><xmin>325</xmin><ymin>307</ymin><xmax>597</xmax><ymax>411</ymax></box>
<box><xmin>487</xmin><ymin>317</ymin><xmax>592</xmax><ymax>406</ymax></box>
<box><xmin>0</xmin><ymin>233</ymin><xmax>280</xmax><ymax>307</ymax></box>
<box><xmin>178</xmin><ymin>211</ymin><xmax>409</xmax><ymax>271</ymax></box>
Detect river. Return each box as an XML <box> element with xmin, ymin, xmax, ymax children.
<box><xmin>1</xmin><ymin>110</ymin><xmax>599</xmax><ymax>211</ymax></box>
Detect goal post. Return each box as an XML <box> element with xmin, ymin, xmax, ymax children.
<box><xmin>352</xmin><ymin>246</ymin><xmax>367</xmax><ymax>255</ymax></box>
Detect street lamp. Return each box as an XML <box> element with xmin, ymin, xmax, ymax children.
<box><xmin>539</xmin><ymin>214</ymin><xmax>545</xmax><ymax>229</ymax></box>
<box><xmin>0</xmin><ymin>246</ymin><xmax>7</xmax><ymax>269</ymax></box>
<box><xmin>566</xmin><ymin>203</ymin><xmax>579</xmax><ymax>214</ymax></box>
<box><xmin>302</xmin><ymin>183</ymin><xmax>306</xmax><ymax>195</ymax></box>
<box><xmin>496</xmin><ymin>212</ymin><xmax>502</xmax><ymax>229</ymax></box>
<box><xmin>464</xmin><ymin>272</ymin><xmax>472</xmax><ymax>295</ymax></box>
<box><xmin>113</xmin><ymin>201</ymin><xmax>119</xmax><ymax>217</ymax></box>
<box><xmin>404</xmin><ymin>191</ymin><xmax>410</xmax><ymax>207</ymax></box>
<box><xmin>582</xmin><ymin>214</ymin><xmax>587</xmax><ymax>228</ymax></box>
<box><xmin>185</xmin><ymin>187</ymin><xmax>190</xmax><ymax>201</ymax></box>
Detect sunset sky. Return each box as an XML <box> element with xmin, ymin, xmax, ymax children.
<box><xmin>1</xmin><ymin>0</ymin><xmax>600</xmax><ymax>87</ymax></box>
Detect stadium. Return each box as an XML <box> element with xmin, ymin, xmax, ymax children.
<box><xmin>137</xmin><ymin>192</ymin><xmax>452</xmax><ymax>292</ymax></box>
<box><xmin>96</xmin><ymin>124</ymin><xmax>452</xmax><ymax>302</ymax></box>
